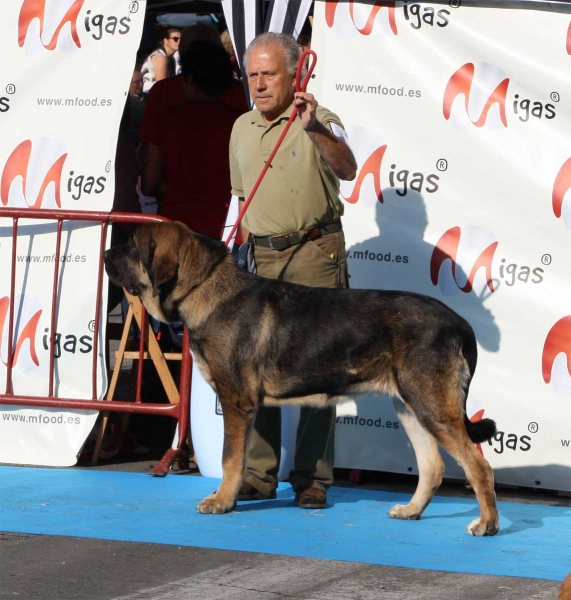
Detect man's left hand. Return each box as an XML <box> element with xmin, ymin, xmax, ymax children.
<box><xmin>294</xmin><ymin>92</ymin><xmax>318</xmax><ymax>131</ymax></box>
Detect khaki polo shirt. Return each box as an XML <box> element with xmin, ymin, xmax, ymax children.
<box><xmin>229</xmin><ymin>103</ymin><xmax>346</xmax><ymax>236</ymax></box>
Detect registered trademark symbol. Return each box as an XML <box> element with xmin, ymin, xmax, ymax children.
<box><xmin>436</xmin><ymin>158</ymin><xmax>448</xmax><ymax>172</ymax></box>
<box><xmin>105</xmin><ymin>160</ymin><xmax>112</xmax><ymax>173</ymax></box>
<box><xmin>6</xmin><ymin>83</ymin><xmax>16</xmax><ymax>95</ymax></box>
<box><xmin>449</xmin><ymin>0</ymin><xmax>461</xmax><ymax>7</ymax></box>
<box><xmin>550</xmin><ymin>92</ymin><xmax>560</xmax><ymax>103</ymax></box>
<box><xmin>528</xmin><ymin>422</ymin><xmax>538</xmax><ymax>434</ymax></box>
<box><xmin>129</xmin><ymin>1</ymin><xmax>139</xmax><ymax>13</ymax></box>
<box><xmin>541</xmin><ymin>254</ymin><xmax>552</xmax><ymax>266</ymax></box>
<box><xmin>88</xmin><ymin>320</ymin><xmax>95</xmax><ymax>333</ymax></box>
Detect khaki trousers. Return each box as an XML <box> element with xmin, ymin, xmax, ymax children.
<box><xmin>244</xmin><ymin>230</ymin><xmax>348</xmax><ymax>495</ymax></box>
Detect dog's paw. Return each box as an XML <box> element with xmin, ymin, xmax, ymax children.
<box><xmin>467</xmin><ymin>517</ymin><xmax>500</xmax><ymax>536</ymax></box>
<box><xmin>196</xmin><ymin>495</ymin><xmax>235</xmax><ymax>515</ymax></box>
<box><xmin>388</xmin><ymin>504</ymin><xmax>421</xmax><ymax>520</ymax></box>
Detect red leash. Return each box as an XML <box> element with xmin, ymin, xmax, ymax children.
<box><xmin>224</xmin><ymin>49</ymin><xmax>317</xmax><ymax>248</ymax></box>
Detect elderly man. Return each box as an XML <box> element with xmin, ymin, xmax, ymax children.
<box><xmin>230</xmin><ymin>32</ymin><xmax>357</xmax><ymax>509</ymax></box>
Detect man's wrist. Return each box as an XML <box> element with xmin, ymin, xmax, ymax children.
<box><xmin>304</xmin><ymin>119</ymin><xmax>325</xmax><ymax>134</ymax></box>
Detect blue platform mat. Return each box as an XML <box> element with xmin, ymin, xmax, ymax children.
<box><xmin>0</xmin><ymin>466</ymin><xmax>569</xmax><ymax>581</ymax></box>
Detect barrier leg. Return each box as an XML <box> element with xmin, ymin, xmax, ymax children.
<box><xmin>91</xmin><ymin>303</ymin><xmax>135</xmax><ymax>465</ymax></box>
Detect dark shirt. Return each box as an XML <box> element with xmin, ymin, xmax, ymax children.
<box><xmin>148</xmin><ymin>100</ymin><xmax>243</xmax><ymax>238</ymax></box>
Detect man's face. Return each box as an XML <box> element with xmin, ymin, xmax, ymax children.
<box><xmin>130</xmin><ymin>70</ymin><xmax>143</xmax><ymax>96</ymax></box>
<box><xmin>247</xmin><ymin>45</ymin><xmax>296</xmax><ymax>123</ymax></box>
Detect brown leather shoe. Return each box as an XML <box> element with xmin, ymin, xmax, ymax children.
<box><xmin>295</xmin><ymin>486</ymin><xmax>327</xmax><ymax>509</ymax></box>
<box><xmin>237</xmin><ymin>480</ymin><xmax>277</xmax><ymax>501</ymax></box>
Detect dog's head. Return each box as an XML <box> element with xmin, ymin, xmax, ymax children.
<box><xmin>104</xmin><ymin>221</ymin><xmax>228</xmax><ymax>323</ymax></box>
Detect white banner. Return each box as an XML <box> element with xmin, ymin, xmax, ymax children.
<box><xmin>0</xmin><ymin>0</ymin><xmax>146</xmax><ymax>466</ymax></box>
<box><xmin>311</xmin><ymin>1</ymin><xmax>571</xmax><ymax>490</ymax></box>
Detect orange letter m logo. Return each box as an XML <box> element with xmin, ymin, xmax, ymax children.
<box><xmin>0</xmin><ymin>297</ymin><xmax>42</xmax><ymax>368</ymax></box>
<box><xmin>18</xmin><ymin>0</ymin><xmax>84</xmax><ymax>51</ymax></box>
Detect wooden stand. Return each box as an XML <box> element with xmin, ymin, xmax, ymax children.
<box><xmin>91</xmin><ymin>291</ymin><xmax>186</xmax><ymax>465</ymax></box>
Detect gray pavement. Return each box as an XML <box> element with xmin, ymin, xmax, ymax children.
<box><xmin>0</xmin><ymin>531</ymin><xmax>563</xmax><ymax>600</ymax></box>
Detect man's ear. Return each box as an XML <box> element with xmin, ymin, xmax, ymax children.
<box><xmin>150</xmin><ymin>253</ymin><xmax>178</xmax><ymax>297</ymax></box>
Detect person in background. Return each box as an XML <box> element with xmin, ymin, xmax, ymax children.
<box><xmin>129</xmin><ymin>65</ymin><xmax>144</xmax><ymax>99</ymax></box>
<box><xmin>297</xmin><ymin>33</ymin><xmax>312</xmax><ymax>71</ymax></box>
<box><xmin>297</xmin><ymin>32</ymin><xmax>311</xmax><ymax>52</ymax></box>
<box><xmin>230</xmin><ymin>33</ymin><xmax>357</xmax><ymax>509</ymax></box>
<box><xmin>126</xmin><ymin>66</ymin><xmax>144</xmax><ymax>145</ymax></box>
<box><xmin>108</xmin><ymin>95</ymin><xmax>142</xmax><ymax>310</ymax></box>
<box><xmin>140</xmin><ymin>22</ymin><xmax>247</xmax><ymax>145</ymax></box>
<box><xmin>141</xmin><ymin>24</ymin><xmax>181</xmax><ymax>94</ymax></box>
<box><xmin>138</xmin><ymin>22</ymin><xmax>248</xmax><ymax>216</ymax></box>
<box><xmin>220</xmin><ymin>29</ymin><xmax>241</xmax><ymax>80</ymax></box>
<box><xmin>141</xmin><ymin>41</ymin><xmax>244</xmax><ymax>239</ymax></box>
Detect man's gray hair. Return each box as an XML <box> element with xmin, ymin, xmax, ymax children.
<box><xmin>244</xmin><ymin>32</ymin><xmax>301</xmax><ymax>76</ymax></box>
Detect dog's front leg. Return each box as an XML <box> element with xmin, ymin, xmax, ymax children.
<box><xmin>197</xmin><ymin>398</ymin><xmax>255</xmax><ymax>514</ymax></box>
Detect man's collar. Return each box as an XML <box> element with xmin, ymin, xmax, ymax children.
<box><xmin>250</xmin><ymin>103</ymin><xmax>296</xmax><ymax>127</ymax></box>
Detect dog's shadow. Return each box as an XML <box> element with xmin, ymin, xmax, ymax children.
<box><xmin>235</xmin><ymin>498</ymin><xmax>296</xmax><ymax>513</ymax></box>
<box><xmin>233</xmin><ymin>487</ymin><xmax>554</xmax><ymax>537</ymax></box>
<box><xmin>494</xmin><ymin>514</ymin><xmax>548</xmax><ymax>537</ymax></box>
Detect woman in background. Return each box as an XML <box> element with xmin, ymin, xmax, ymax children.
<box><xmin>141</xmin><ymin>24</ymin><xmax>181</xmax><ymax>94</ymax></box>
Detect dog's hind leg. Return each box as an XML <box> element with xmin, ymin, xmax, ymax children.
<box><xmin>428</xmin><ymin>419</ymin><xmax>499</xmax><ymax>536</ymax></box>
<box><xmin>197</xmin><ymin>396</ymin><xmax>255</xmax><ymax>515</ymax></box>
<box><xmin>394</xmin><ymin>347</ymin><xmax>499</xmax><ymax>536</ymax></box>
<box><xmin>388</xmin><ymin>398</ymin><xmax>445</xmax><ymax>521</ymax></box>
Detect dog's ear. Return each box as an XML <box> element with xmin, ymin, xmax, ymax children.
<box><xmin>135</xmin><ymin>226</ymin><xmax>178</xmax><ymax>297</ymax></box>
<box><xmin>137</xmin><ymin>235</ymin><xmax>155</xmax><ymax>275</ymax></box>
<box><xmin>149</xmin><ymin>250</ymin><xmax>178</xmax><ymax>297</ymax></box>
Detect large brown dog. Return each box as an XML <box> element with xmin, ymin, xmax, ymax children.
<box><xmin>104</xmin><ymin>221</ymin><xmax>500</xmax><ymax>536</ymax></box>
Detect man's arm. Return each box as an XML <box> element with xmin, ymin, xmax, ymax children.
<box><xmin>294</xmin><ymin>92</ymin><xmax>357</xmax><ymax>181</ymax></box>
<box><xmin>141</xmin><ymin>141</ymin><xmax>165</xmax><ymax>197</ymax></box>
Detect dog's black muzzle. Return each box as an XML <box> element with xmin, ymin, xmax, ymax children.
<box><xmin>104</xmin><ymin>245</ymin><xmax>141</xmax><ymax>296</ymax></box>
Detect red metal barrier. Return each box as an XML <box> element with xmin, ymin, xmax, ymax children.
<box><xmin>0</xmin><ymin>208</ymin><xmax>191</xmax><ymax>475</ymax></box>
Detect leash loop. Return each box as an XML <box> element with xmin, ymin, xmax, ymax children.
<box><xmin>296</xmin><ymin>49</ymin><xmax>317</xmax><ymax>93</ymax></box>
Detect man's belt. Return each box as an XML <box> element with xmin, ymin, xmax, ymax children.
<box><xmin>249</xmin><ymin>220</ymin><xmax>342</xmax><ymax>251</ymax></box>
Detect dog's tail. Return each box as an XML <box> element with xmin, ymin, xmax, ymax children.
<box><xmin>464</xmin><ymin>414</ymin><xmax>497</xmax><ymax>444</ymax></box>
<box><xmin>460</xmin><ymin>321</ymin><xmax>497</xmax><ymax>444</ymax></box>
